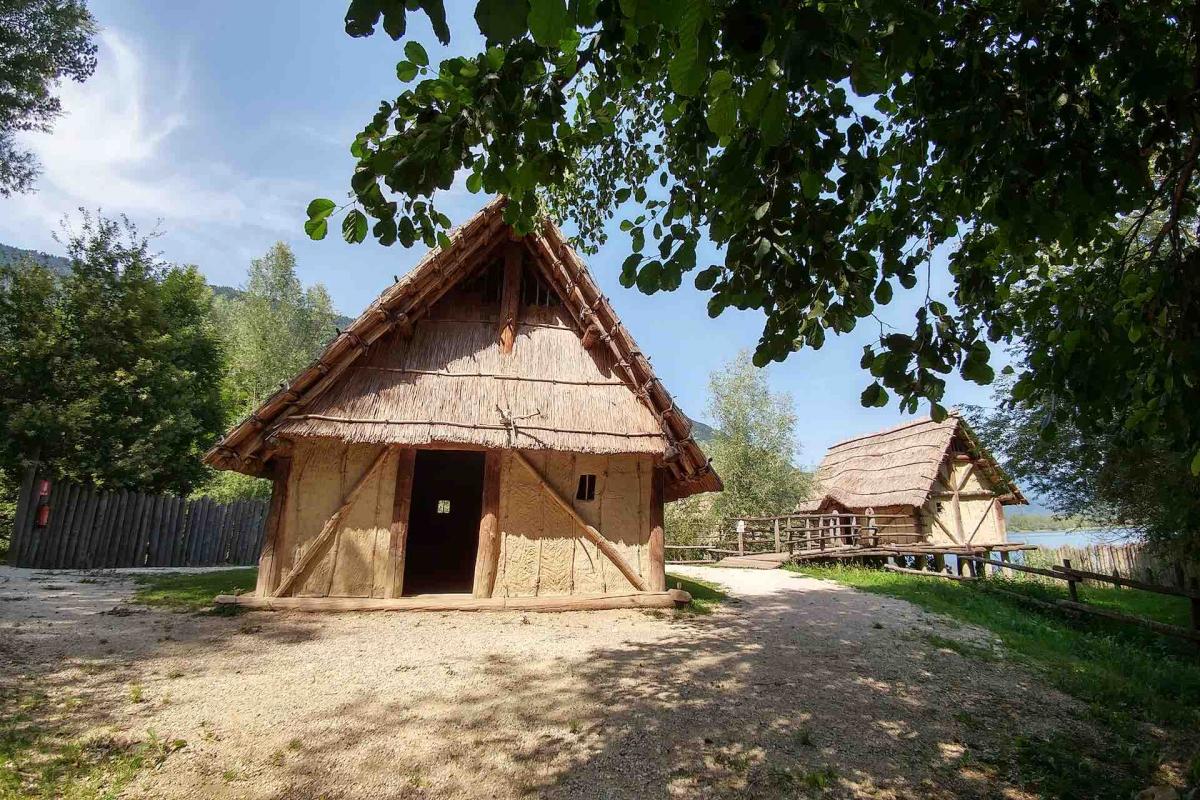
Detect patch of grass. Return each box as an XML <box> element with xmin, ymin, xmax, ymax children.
<box><xmin>130</xmin><ymin>569</ymin><xmax>257</xmax><ymax>612</ymax></box>
<box><xmin>792</xmin><ymin>564</ymin><xmax>1200</xmax><ymax>798</ymax></box>
<box><xmin>666</xmin><ymin>573</ymin><xmax>729</xmax><ymax>615</ymax></box>
<box><xmin>922</xmin><ymin>633</ymin><xmax>999</xmax><ymax>662</ymax></box>
<box><xmin>0</xmin><ymin>688</ymin><xmax>178</xmax><ymax>799</ymax></box>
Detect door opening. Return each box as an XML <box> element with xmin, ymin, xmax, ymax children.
<box><xmin>403</xmin><ymin>449</ymin><xmax>485</xmax><ymax>595</ymax></box>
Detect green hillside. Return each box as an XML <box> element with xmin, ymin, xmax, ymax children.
<box><xmin>0</xmin><ymin>242</ymin><xmax>353</xmax><ymax>328</ymax></box>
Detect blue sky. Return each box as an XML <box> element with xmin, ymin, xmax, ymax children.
<box><xmin>0</xmin><ymin>0</ymin><xmax>1005</xmax><ymax>468</ymax></box>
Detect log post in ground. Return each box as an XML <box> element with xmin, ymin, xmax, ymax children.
<box><xmin>646</xmin><ymin>468</ymin><xmax>666</xmax><ymax>592</ymax></box>
<box><xmin>1064</xmin><ymin>558</ymin><xmax>1079</xmax><ymax>602</ymax></box>
<box><xmin>254</xmin><ymin>458</ymin><xmax>292</xmax><ymax>597</ymax></box>
<box><xmin>472</xmin><ymin>450</ymin><xmax>503</xmax><ymax>598</ymax></box>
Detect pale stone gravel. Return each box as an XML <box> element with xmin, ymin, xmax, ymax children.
<box><xmin>0</xmin><ymin>565</ymin><xmax>1097</xmax><ymax>799</ymax></box>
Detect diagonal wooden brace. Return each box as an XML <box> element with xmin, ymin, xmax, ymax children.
<box><xmin>273</xmin><ymin>445</ymin><xmax>396</xmax><ymax>597</ymax></box>
<box><xmin>511</xmin><ymin>450</ymin><xmax>648</xmax><ymax>592</ymax></box>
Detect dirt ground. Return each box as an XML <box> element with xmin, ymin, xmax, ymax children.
<box><xmin>0</xmin><ymin>564</ymin><xmax>1105</xmax><ymax>799</ymax></box>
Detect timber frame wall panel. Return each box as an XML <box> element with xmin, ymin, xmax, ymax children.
<box><xmin>490</xmin><ymin>450</ymin><xmax>652</xmax><ymax>597</ymax></box>
<box><xmin>275</xmin><ymin>440</ymin><xmax>399</xmax><ymax>598</ymax></box>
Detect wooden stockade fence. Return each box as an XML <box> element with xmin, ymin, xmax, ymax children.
<box><xmin>7</xmin><ymin>476</ymin><xmax>269</xmax><ymax>570</ymax></box>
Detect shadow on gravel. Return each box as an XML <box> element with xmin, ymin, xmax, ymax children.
<box><xmin>0</xmin><ymin>567</ymin><xmax>1111</xmax><ymax>799</ymax></box>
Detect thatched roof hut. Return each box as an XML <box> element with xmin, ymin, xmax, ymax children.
<box><xmin>204</xmin><ymin>198</ymin><xmax>719</xmax><ymax>611</ymax></box>
<box><xmin>797</xmin><ymin>415</ymin><xmax>1025</xmax><ymax>546</ymax></box>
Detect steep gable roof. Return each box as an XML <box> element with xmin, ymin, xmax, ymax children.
<box><xmin>798</xmin><ymin>414</ymin><xmax>1026</xmax><ymax>510</ymax></box>
<box><xmin>204</xmin><ymin>197</ymin><xmax>720</xmax><ymax>501</ymax></box>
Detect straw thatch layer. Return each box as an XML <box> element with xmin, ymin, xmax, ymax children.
<box><xmin>203</xmin><ymin>197</ymin><xmax>720</xmax><ymax>500</ymax></box>
<box><xmin>277</xmin><ymin>288</ymin><xmax>665</xmax><ymax>453</ymax></box>
<box><xmin>802</xmin><ymin>415</ymin><xmax>1025</xmax><ymax>511</ymax></box>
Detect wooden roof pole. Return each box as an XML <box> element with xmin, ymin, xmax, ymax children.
<box><xmin>511</xmin><ymin>450</ymin><xmax>649</xmax><ymax>592</ymax></box>
<box><xmin>499</xmin><ymin>241</ymin><xmax>522</xmax><ymax>354</ymax></box>
<box><xmin>273</xmin><ymin>445</ymin><xmax>395</xmax><ymax>597</ymax></box>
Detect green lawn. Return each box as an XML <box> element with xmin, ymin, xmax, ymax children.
<box><xmin>666</xmin><ymin>572</ymin><xmax>729</xmax><ymax>615</ymax></box>
<box><xmin>790</xmin><ymin>564</ymin><xmax>1200</xmax><ymax>797</ymax></box>
<box><xmin>131</xmin><ymin>568</ymin><xmax>257</xmax><ymax>612</ymax></box>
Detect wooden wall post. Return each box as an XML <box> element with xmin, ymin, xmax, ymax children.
<box><xmin>254</xmin><ymin>457</ymin><xmax>292</xmax><ymax>597</ymax></box>
<box><xmin>472</xmin><ymin>450</ymin><xmax>503</xmax><ymax>598</ymax></box>
<box><xmin>386</xmin><ymin>448</ymin><xmax>417</xmax><ymax>599</ymax></box>
<box><xmin>647</xmin><ymin>467</ymin><xmax>666</xmax><ymax>592</ymax></box>
<box><xmin>499</xmin><ymin>241</ymin><xmax>522</xmax><ymax>354</ymax></box>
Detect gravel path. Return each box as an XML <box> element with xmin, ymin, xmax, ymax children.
<box><xmin>0</xmin><ymin>565</ymin><xmax>1101</xmax><ymax>799</ymax></box>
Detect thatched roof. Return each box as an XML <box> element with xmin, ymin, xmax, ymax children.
<box><xmin>796</xmin><ymin>414</ymin><xmax>1026</xmax><ymax>511</ymax></box>
<box><xmin>204</xmin><ymin>197</ymin><xmax>720</xmax><ymax>501</ymax></box>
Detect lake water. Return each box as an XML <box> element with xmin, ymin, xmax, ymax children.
<box><xmin>1008</xmin><ymin>528</ymin><xmax>1137</xmax><ymax>549</ymax></box>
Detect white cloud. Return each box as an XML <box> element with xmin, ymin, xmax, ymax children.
<box><xmin>0</xmin><ymin>28</ymin><xmax>315</xmax><ymax>266</ymax></box>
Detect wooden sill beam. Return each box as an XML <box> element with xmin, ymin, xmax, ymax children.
<box><xmin>215</xmin><ymin>589</ymin><xmax>692</xmax><ymax>613</ymax></box>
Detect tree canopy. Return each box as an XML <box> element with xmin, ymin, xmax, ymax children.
<box><xmin>312</xmin><ymin>0</ymin><xmax>1200</xmax><ymax>474</ymax></box>
<box><xmin>666</xmin><ymin>351</ymin><xmax>810</xmax><ymax>539</ymax></box>
<box><xmin>0</xmin><ymin>0</ymin><xmax>97</xmax><ymax>195</ymax></box>
<box><xmin>0</xmin><ymin>213</ymin><xmax>225</xmax><ymax>493</ymax></box>
<box><xmin>218</xmin><ymin>242</ymin><xmax>337</xmax><ymax>419</ymax></box>
<box><xmin>969</xmin><ymin>381</ymin><xmax>1200</xmax><ymax>559</ymax></box>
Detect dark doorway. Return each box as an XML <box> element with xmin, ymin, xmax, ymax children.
<box><xmin>403</xmin><ymin>449</ymin><xmax>485</xmax><ymax>595</ymax></box>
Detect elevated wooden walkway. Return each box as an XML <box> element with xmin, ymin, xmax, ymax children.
<box><xmin>670</xmin><ymin>513</ymin><xmax>1038</xmax><ymax>571</ymax></box>
<box><xmin>713</xmin><ymin>541</ymin><xmax>1036</xmax><ymax>569</ymax></box>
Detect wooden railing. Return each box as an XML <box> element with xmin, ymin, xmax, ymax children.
<box><xmin>718</xmin><ymin>513</ymin><xmax>921</xmax><ymax>556</ymax></box>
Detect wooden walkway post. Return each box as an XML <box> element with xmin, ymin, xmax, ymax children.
<box><xmin>773</xmin><ymin>518</ymin><xmax>781</xmax><ymax>553</ymax></box>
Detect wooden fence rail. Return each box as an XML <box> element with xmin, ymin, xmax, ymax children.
<box><xmin>7</xmin><ymin>475</ymin><xmax>268</xmax><ymax>569</ymax></box>
<box><xmin>961</xmin><ymin>555</ymin><xmax>1200</xmax><ymax>644</ymax></box>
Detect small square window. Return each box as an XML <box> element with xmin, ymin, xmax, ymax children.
<box><xmin>575</xmin><ymin>474</ymin><xmax>596</xmax><ymax>501</ymax></box>
<box><xmin>437</xmin><ymin>499</ymin><xmax>451</xmax><ymax>514</ymax></box>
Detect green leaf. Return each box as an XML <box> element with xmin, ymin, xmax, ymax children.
<box><xmin>476</xmin><ymin>0</ymin><xmax>530</xmax><ymax>43</ymax></box>
<box><xmin>800</xmin><ymin>171</ymin><xmax>821</xmax><ymax>200</ymax></box>
<box><xmin>694</xmin><ymin>265</ymin><xmax>721</xmax><ymax>290</ymax></box>
<box><xmin>706</xmin><ymin>91</ymin><xmax>736</xmax><ymax>137</ymax></box>
<box><xmin>850</xmin><ymin>51</ymin><xmax>887</xmax><ymax>96</ymax></box>
<box><xmin>707</xmin><ymin>69</ymin><xmax>732</xmax><ymax>98</ymax></box>
<box><xmin>668</xmin><ymin>46</ymin><xmax>704</xmax><ymax>96</ymax></box>
<box><xmin>306</xmin><ymin>198</ymin><xmax>336</xmax><ymax>221</ymax></box>
<box><xmin>304</xmin><ymin>218</ymin><xmax>328</xmax><ymax>240</ymax></box>
<box><xmin>1191</xmin><ymin>449</ymin><xmax>1200</xmax><ymax>476</ymax></box>
<box><xmin>420</xmin><ymin>0</ymin><xmax>450</xmax><ymax>44</ymax></box>
<box><xmin>342</xmin><ymin>209</ymin><xmax>369</xmax><ymax>244</ymax></box>
<box><xmin>874</xmin><ymin>281</ymin><xmax>892</xmax><ymax>304</ymax></box>
<box><xmin>528</xmin><ymin>0</ymin><xmax>569</xmax><ymax>47</ymax></box>
<box><xmin>466</xmin><ymin>172</ymin><xmax>483</xmax><ymax>193</ymax></box>
<box><xmin>860</xmin><ymin>382</ymin><xmax>888</xmax><ymax>408</ymax></box>
<box><xmin>404</xmin><ymin>41</ymin><xmax>429</xmax><ymax>66</ymax></box>
<box><xmin>741</xmin><ymin>77</ymin><xmax>771</xmax><ymax>121</ymax></box>
<box><xmin>396</xmin><ymin>60</ymin><xmax>419</xmax><ymax>82</ymax></box>
<box><xmin>759</xmin><ymin>89</ymin><xmax>787</xmax><ymax>146</ymax></box>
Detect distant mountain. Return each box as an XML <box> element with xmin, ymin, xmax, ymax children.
<box><xmin>0</xmin><ymin>241</ymin><xmax>354</xmax><ymax>328</ymax></box>
<box><xmin>687</xmin><ymin>417</ymin><xmax>716</xmax><ymax>442</ymax></box>
<box><xmin>0</xmin><ymin>243</ymin><xmax>70</xmax><ymax>275</ymax></box>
